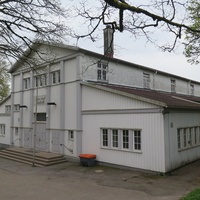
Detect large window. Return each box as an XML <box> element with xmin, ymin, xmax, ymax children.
<box><xmin>0</xmin><ymin>124</ymin><xmax>5</xmax><ymax>136</ymax></box>
<box><xmin>35</xmin><ymin>74</ymin><xmax>47</xmax><ymax>87</ymax></box>
<box><xmin>143</xmin><ymin>73</ymin><xmax>150</xmax><ymax>89</ymax></box>
<box><xmin>101</xmin><ymin>128</ymin><xmax>141</xmax><ymax>152</ymax></box>
<box><xmin>177</xmin><ymin>126</ymin><xmax>200</xmax><ymax>151</ymax></box>
<box><xmin>97</xmin><ymin>61</ymin><xmax>108</xmax><ymax>81</ymax></box>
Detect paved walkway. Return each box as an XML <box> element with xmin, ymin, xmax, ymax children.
<box><xmin>0</xmin><ymin>158</ymin><xmax>200</xmax><ymax>200</ymax></box>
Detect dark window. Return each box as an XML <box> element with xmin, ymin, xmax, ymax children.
<box><xmin>36</xmin><ymin>113</ymin><xmax>46</xmax><ymax>121</ymax></box>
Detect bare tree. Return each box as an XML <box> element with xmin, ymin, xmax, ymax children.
<box><xmin>73</xmin><ymin>0</ymin><xmax>200</xmax><ymax>62</ymax></box>
<box><xmin>0</xmin><ymin>0</ymin><xmax>70</xmax><ymax>63</ymax></box>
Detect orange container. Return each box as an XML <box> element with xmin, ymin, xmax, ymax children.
<box><xmin>79</xmin><ymin>154</ymin><xmax>96</xmax><ymax>159</ymax></box>
<box><xmin>79</xmin><ymin>154</ymin><xmax>96</xmax><ymax>167</ymax></box>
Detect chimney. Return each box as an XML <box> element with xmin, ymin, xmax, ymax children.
<box><xmin>103</xmin><ymin>25</ymin><xmax>114</xmax><ymax>58</ymax></box>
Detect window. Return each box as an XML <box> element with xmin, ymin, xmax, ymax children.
<box><xmin>0</xmin><ymin>124</ymin><xmax>5</xmax><ymax>136</ymax></box>
<box><xmin>143</xmin><ymin>73</ymin><xmax>150</xmax><ymax>89</ymax></box>
<box><xmin>14</xmin><ymin>104</ymin><xmax>20</xmax><ymax>112</ymax></box>
<box><xmin>23</xmin><ymin>78</ymin><xmax>30</xmax><ymax>89</ymax></box>
<box><xmin>134</xmin><ymin>130</ymin><xmax>141</xmax><ymax>150</ymax></box>
<box><xmin>35</xmin><ymin>113</ymin><xmax>46</xmax><ymax>121</ymax></box>
<box><xmin>35</xmin><ymin>74</ymin><xmax>47</xmax><ymax>87</ymax></box>
<box><xmin>190</xmin><ymin>84</ymin><xmax>194</xmax><ymax>95</ymax></box>
<box><xmin>112</xmin><ymin>129</ymin><xmax>118</xmax><ymax>148</ymax></box>
<box><xmin>102</xmin><ymin>129</ymin><xmax>108</xmax><ymax>147</ymax></box>
<box><xmin>101</xmin><ymin>128</ymin><xmax>142</xmax><ymax>152</ymax></box>
<box><xmin>5</xmin><ymin>105</ymin><xmax>11</xmax><ymax>113</ymax></box>
<box><xmin>69</xmin><ymin>130</ymin><xmax>74</xmax><ymax>140</ymax></box>
<box><xmin>15</xmin><ymin>127</ymin><xmax>19</xmax><ymax>136</ymax></box>
<box><xmin>122</xmin><ymin>130</ymin><xmax>129</xmax><ymax>149</ymax></box>
<box><xmin>51</xmin><ymin>70</ymin><xmax>60</xmax><ymax>84</ymax></box>
<box><xmin>177</xmin><ymin>126</ymin><xmax>200</xmax><ymax>151</ymax></box>
<box><xmin>97</xmin><ymin>62</ymin><xmax>108</xmax><ymax>81</ymax></box>
<box><xmin>171</xmin><ymin>79</ymin><xmax>176</xmax><ymax>92</ymax></box>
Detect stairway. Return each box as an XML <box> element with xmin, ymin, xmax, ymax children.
<box><xmin>0</xmin><ymin>147</ymin><xmax>67</xmax><ymax>167</ymax></box>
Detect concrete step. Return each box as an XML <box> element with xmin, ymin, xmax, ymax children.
<box><xmin>0</xmin><ymin>147</ymin><xmax>67</xmax><ymax>167</ymax></box>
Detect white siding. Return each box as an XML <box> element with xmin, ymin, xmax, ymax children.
<box><xmin>164</xmin><ymin>112</ymin><xmax>200</xmax><ymax>171</ymax></box>
<box><xmin>82</xmin><ymin>113</ymin><xmax>165</xmax><ymax>172</ymax></box>
<box><xmin>82</xmin><ymin>85</ymin><xmax>159</xmax><ymax>111</ymax></box>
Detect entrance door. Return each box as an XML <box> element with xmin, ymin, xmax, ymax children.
<box><xmin>24</xmin><ymin>129</ymin><xmax>32</xmax><ymax>148</ymax></box>
<box><xmin>35</xmin><ymin>123</ymin><xmax>48</xmax><ymax>151</ymax></box>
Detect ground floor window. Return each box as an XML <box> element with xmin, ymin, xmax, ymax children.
<box><xmin>177</xmin><ymin>126</ymin><xmax>200</xmax><ymax>151</ymax></box>
<box><xmin>101</xmin><ymin>128</ymin><xmax>142</xmax><ymax>152</ymax></box>
<box><xmin>0</xmin><ymin>124</ymin><xmax>5</xmax><ymax>136</ymax></box>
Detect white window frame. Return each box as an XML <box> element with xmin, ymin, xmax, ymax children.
<box><xmin>51</xmin><ymin>70</ymin><xmax>60</xmax><ymax>84</ymax></box>
<box><xmin>5</xmin><ymin>105</ymin><xmax>11</xmax><ymax>113</ymax></box>
<box><xmin>35</xmin><ymin>74</ymin><xmax>47</xmax><ymax>87</ymax></box>
<box><xmin>0</xmin><ymin>124</ymin><xmax>5</xmax><ymax>136</ymax></box>
<box><xmin>14</xmin><ymin>104</ymin><xmax>20</xmax><ymax>112</ymax></box>
<box><xmin>190</xmin><ymin>84</ymin><xmax>194</xmax><ymax>95</ymax></box>
<box><xmin>171</xmin><ymin>79</ymin><xmax>176</xmax><ymax>92</ymax></box>
<box><xmin>97</xmin><ymin>62</ymin><xmax>108</xmax><ymax>81</ymax></box>
<box><xmin>23</xmin><ymin>78</ymin><xmax>31</xmax><ymax>90</ymax></box>
<box><xmin>100</xmin><ymin>128</ymin><xmax>142</xmax><ymax>152</ymax></box>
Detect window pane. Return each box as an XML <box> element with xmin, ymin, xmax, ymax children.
<box><xmin>123</xmin><ymin>130</ymin><xmax>129</xmax><ymax>149</ymax></box>
<box><xmin>134</xmin><ymin>130</ymin><xmax>141</xmax><ymax>150</ymax></box>
<box><xmin>112</xmin><ymin>129</ymin><xmax>118</xmax><ymax>148</ymax></box>
<box><xmin>102</xmin><ymin>129</ymin><xmax>108</xmax><ymax>147</ymax></box>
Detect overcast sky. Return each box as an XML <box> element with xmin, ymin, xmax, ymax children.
<box><xmin>64</xmin><ymin>0</ymin><xmax>200</xmax><ymax>82</ymax></box>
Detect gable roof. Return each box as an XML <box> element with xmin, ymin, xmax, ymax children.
<box><xmin>83</xmin><ymin>82</ymin><xmax>200</xmax><ymax>110</ymax></box>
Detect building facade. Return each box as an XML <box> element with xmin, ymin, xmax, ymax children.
<box><xmin>1</xmin><ymin>41</ymin><xmax>200</xmax><ymax>172</ymax></box>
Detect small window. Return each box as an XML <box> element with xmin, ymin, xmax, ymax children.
<box><xmin>36</xmin><ymin>113</ymin><xmax>46</xmax><ymax>121</ymax></box>
<box><xmin>102</xmin><ymin>129</ymin><xmax>108</xmax><ymax>147</ymax></box>
<box><xmin>171</xmin><ymin>79</ymin><xmax>176</xmax><ymax>92</ymax></box>
<box><xmin>97</xmin><ymin>62</ymin><xmax>108</xmax><ymax>81</ymax></box>
<box><xmin>14</xmin><ymin>104</ymin><xmax>20</xmax><ymax>112</ymax></box>
<box><xmin>143</xmin><ymin>73</ymin><xmax>150</xmax><ymax>89</ymax></box>
<box><xmin>24</xmin><ymin>78</ymin><xmax>30</xmax><ymax>89</ymax></box>
<box><xmin>190</xmin><ymin>84</ymin><xmax>194</xmax><ymax>95</ymax></box>
<box><xmin>15</xmin><ymin>127</ymin><xmax>19</xmax><ymax>136</ymax></box>
<box><xmin>0</xmin><ymin>124</ymin><xmax>5</xmax><ymax>136</ymax></box>
<box><xmin>177</xmin><ymin>129</ymin><xmax>181</xmax><ymax>149</ymax></box>
<box><xmin>69</xmin><ymin>130</ymin><xmax>74</xmax><ymax>140</ymax></box>
<box><xmin>5</xmin><ymin>105</ymin><xmax>11</xmax><ymax>113</ymax></box>
<box><xmin>51</xmin><ymin>70</ymin><xmax>61</xmax><ymax>84</ymax></box>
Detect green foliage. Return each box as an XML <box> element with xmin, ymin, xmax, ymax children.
<box><xmin>184</xmin><ymin>0</ymin><xmax>200</xmax><ymax>65</ymax></box>
<box><xmin>181</xmin><ymin>188</ymin><xmax>200</xmax><ymax>200</ymax></box>
<box><xmin>0</xmin><ymin>58</ymin><xmax>10</xmax><ymax>101</ymax></box>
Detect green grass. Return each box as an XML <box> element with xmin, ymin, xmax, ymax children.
<box><xmin>181</xmin><ymin>188</ymin><xmax>200</xmax><ymax>200</ymax></box>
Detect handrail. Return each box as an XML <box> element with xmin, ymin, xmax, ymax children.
<box><xmin>60</xmin><ymin>144</ymin><xmax>73</xmax><ymax>154</ymax></box>
<box><xmin>11</xmin><ymin>138</ymin><xmax>20</xmax><ymax>146</ymax></box>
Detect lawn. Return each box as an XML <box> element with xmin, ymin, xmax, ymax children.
<box><xmin>181</xmin><ymin>188</ymin><xmax>200</xmax><ymax>200</ymax></box>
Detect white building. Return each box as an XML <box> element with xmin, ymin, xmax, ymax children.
<box><xmin>1</xmin><ymin>28</ymin><xmax>200</xmax><ymax>172</ymax></box>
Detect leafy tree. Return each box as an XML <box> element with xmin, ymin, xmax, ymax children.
<box><xmin>184</xmin><ymin>0</ymin><xmax>200</xmax><ymax>64</ymax></box>
<box><xmin>74</xmin><ymin>0</ymin><xmax>200</xmax><ymax>63</ymax></box>
<box><xmin>0</xmin><ymin>57</ymin><xmax>10</xmax><ymax>101</ymax></box>
<box><xmin>0</xmin><ymin>0</ymin><xmax>70</xmax><ymax>62</ymax></box>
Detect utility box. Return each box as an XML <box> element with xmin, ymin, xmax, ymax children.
<box><xmin>79</xmin><ymin>154</ymin><xmax>96</xmax><ymax>167</ymax></box>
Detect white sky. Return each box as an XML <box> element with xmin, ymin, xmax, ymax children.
<box><xmin>63</xmin><ymin>0</ymin><xmax>200</xmax><ymax>82</ymax></box>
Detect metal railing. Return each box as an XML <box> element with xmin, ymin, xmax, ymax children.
<box><xmin>60</xmin><ymin>144</ymin><xmax>73</xmax><ymax>154</ymax></box>
<box><xmin>11</xmin><ymin>138</ymin><xmax>20</xmax><ymax>146</ymax></box>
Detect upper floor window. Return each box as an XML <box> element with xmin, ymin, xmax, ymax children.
<box><xmin>143</xmin><ymin>73</ymin><xmax>150</xmax><ymax>89</ymax></box>
<box><xmin>171</xmin><ymin>79</ymin><xmax>176</xmax><ymax>92</ymax></box>
<box><xmin>190</xmin><ymin>84</ymin><xmax>194</xmax><ymax>95</ymax></box>
<box><xmin>5</xmin><ymin>105</ymin><xmax>11</xmax><ymax>113</ymax></box>
<box><xmin>51</xmin><ymin>70</ymin><xmax>60</xmax><ymax>84</ymax></box>
<box><xmin>35</xmin><ymin>74</ymin><xmax>47</xmax><ymax>87</ymax></box>
<box><xmin>23</xmin><ymin>78</ymin><xmax>31</xmax><ymax>90</ymax></box>
<box><xmin>97</xmin><ymin>62</ymin><xmax>108</xmax><ymax>81</ymax></box>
